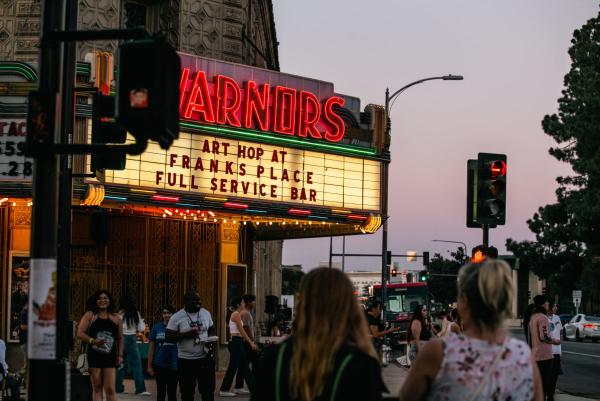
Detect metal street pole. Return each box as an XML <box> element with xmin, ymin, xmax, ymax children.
<box><xmin>329</xmin><ymin>236</ymin><xmax>333</xmax><ymax>268</ymax></box>
<box><xmin>382</xmin><ymin>74</ymin><xmax>463</xmax><ymax>327</ymax></box>
<box><xmin>28</xmin><ymin>0</ymin><xmax>66</xmax><ymax>400</ymax></box>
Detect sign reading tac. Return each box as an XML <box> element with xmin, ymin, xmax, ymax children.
<box><xmin>0</xmin><ymin>119</ymin><xmax>33</xmax><ymax>181</ymax></box>
<box><xmin>100</xmin><ymin>132</ymin><xmax>381</xmax><ymax>211</ymax></box>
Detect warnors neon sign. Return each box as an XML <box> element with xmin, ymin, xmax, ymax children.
<box><xmin>178</xmin><ymin>61</ymin><xmax>346</xmax><ymax>143</ymax></box>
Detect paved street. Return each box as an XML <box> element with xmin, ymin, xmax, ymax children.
<box><xmin>116</xmin><ymin>359</ymin><xmax>598</xmax><ymax>401</ymax></box>
<box><xmin>510</xmin><ymin>328</ymin><xmax>600</xmax><ymax>399</ymax></box>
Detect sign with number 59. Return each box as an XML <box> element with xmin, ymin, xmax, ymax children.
<box><xmin>0</xmin><ymin>119</ymin><xmax>33</xmax><ymax>181</ymax></box>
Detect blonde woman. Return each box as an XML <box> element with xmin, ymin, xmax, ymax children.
<box><xmin>399</xmin><ymin>260</ymin><xmax>544</xmax><ymax>401</ymax></box>
<box><xmin>251</xmin><ymin>267</ymin><xmax>386</xmax><ymax>401</ymax></box>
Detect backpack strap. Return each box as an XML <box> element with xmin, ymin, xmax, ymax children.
<box><xmin>275</xmin><ymin>342</ymin><xmax>288</xmax><ymax>401</ymax></box>
<box><xmin>274</xmin><ymin>341</ymin><xmax>354</xmax><ymax>401</ymax></box>
<box><xmin>329</xmin><ymin>353</ymin><xmax>353</xmax><ymax>401</ymax></box>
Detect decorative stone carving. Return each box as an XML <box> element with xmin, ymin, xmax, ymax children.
<box><xmin>77</xmin><ymin>0</ymin><xmax>119</xmax><ymax>61</ymax></box>
<box><xmin>221</xmin><ymin>222</ymin><xmax>239</xmax><ymax>243</ymax></box>
<box><xmin>11</xmin><ymin>205</ymin><xmax>31</xmax><ymax>227</ymax></box>
<box><xmin>158</xmin><ymin>0</ymin><xmax>180</xmax><ymax>49</ymax></box>
<box><xmin>223</xmin><ymin>38</ymin><xmax>241</xmax><ymax>56</ymax></box>
<box><xmin>223</xmin><ymin>22</ymin><xmax>241</xmax><ymax>39</ymax></box>
<box><xmin>223</xmin><ymin>6</ymin><xmax>243</xmax><ymax>23</ymax></box>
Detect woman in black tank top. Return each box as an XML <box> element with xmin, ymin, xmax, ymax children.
<box><xmin>77</xmin><ymin>290</ymin><xmax>124</xmax><ymax>401</ymax></box>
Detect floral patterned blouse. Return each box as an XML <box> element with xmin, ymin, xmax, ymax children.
<box><xmin>426</xmin><ymin>334</ymin><xmax>534</xmax><ymax>401</ymax></box>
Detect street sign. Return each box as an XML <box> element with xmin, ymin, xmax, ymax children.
<box><xmin>573</xmin><ymin>298</ymin><xmax>581</xmax><ymax>307</ymax></box>
<box><xmin>572</xmin><ymin>290</ymin><xmax>582</xmax><ymax>298</ymax></box>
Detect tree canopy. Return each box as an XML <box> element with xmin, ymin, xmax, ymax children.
<box><xmin>507</xmin><ymin>10</ymin><xmax>600</xmax><ymax>303</ymax></box>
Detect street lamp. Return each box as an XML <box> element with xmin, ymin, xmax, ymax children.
<box><xmin>432</xmin><ymin>239</ymin><xmax>468</xmax><ymax>252</ymax></box>
<box><xmin>380</xmin><ymin>74</ymin><xmax>463</xmax><ymax>322</ymax></box>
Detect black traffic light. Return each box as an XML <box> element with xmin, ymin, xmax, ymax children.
<box><xmin>423</xmin><ymin>251</ymin><xmax>430</xmax><ymax>266</ymax></box>
<box><xmin>391</xmin><ymin>266</ymin><xmax>397</xmax><ymax>277</ymax></box>
<box><xmin>476</xmin><ymin>153</ymin><xmax>507</xmax><ymax>225</ymax></box>
<box><xmin>91</xmin><ymin>93</ymin><xmax>127</xmax><ymax>171</ymax></box>
<box><xmin>116</xmin><ymin>37</ymin><xmax>181</xmax><ymax>150</ymax></box>
<box><xmin>386</xmin><ymin>250</ymin><xmax>392</xmax><ymax>265</ymax></box>
<box><xmin>418</xmin><ymin>271</ymin><xmax>428</xmax><ymax>282</ymax></box>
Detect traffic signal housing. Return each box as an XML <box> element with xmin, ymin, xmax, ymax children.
<box><xmin>91</xmin><ymin>93</ymin><xmax>127</xmax><ymax>171</ymax></box>
<box><xmin>418</xmin><ymin>271</ymin><xmax>428</xmax><ymax>282</ymax></box>
<box><xmin>116</xmin><ymin>37</ymin><xmax>181</xmax><ymax>150</ymax></box>
<box><xmin>391</xmin><ymin>266</ymin><xmax>397</xmax><ymax>277</ymax></box>
<box><xmin>476</xmin><ymin>153</ymin><xmax>507</xmax><ymax>225</ymax></box>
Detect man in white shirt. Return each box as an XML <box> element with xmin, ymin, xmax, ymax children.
<box><xmin>548</xmin><ymin>301</ymin><xmax>563</xmax><ymax>401</ymax></box>
<box><xmin>166</xmin><ymin>291</ymin><xmax>215</xmax><ymax>401</ymax></box>
<box><xmin>0</xmin><ymin>338</ymin><xmax>21</xmax><ymax>401</ymax></box>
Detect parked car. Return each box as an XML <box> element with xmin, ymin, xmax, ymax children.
<box><xmin>563</xmin><ymin>314</ymin><xmax>600</xmax><ymax>342</ymax></box>
<box><xmin>559</xmin><ymin>314</ymin><xmax>574</xmax><ymax>327</ymax></box>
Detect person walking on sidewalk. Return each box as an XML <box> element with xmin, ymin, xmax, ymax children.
<box><xmin>116</xmin><ymin>293</ymin><xmax>150</xmax><ymax>396</ymax></box>
<box><xmin>251</xmin><ymin>267</ymin><xmax>386</xmax><ymax>401</ymax></box>
<box><xmin>407</xmin><ymin>304</ymin><xmax>431</xmax><ymax>363</ymax></box>
<box><xmin>547</xmin><ymin>300</ymin><xmax>562</xmax><ymax>401</ymax></box>
<box><xmin>166</xmin><ymin>291</ymin><xmax>215</xmax><ymax>401</ymax></box>
<box><xmin>147</xmin><ymin>305</ymin><xmax>178</xmax><ymax>401</ymax></box>
<box><xmin>219</xmin><ymin>296</ymin><xmax>258</xmax><ymax>397</ymax></box>
<box><xmin>366</xmin><ymin>301</ymin><xmax>400</xmax><ymax>361</ymax></box>
<box><xmin>77</xmin><ymin>290</ymin><xmax>124</xmax><ymax>401</ymax></box>
<box><xmin>530</xmin><ymin>295</ymin><xmax>559</xmax><ymax>401</ymax></box>
<box><xmin>236</xmin><ymin>294</ymin><xmax>258</xmax><ymax>392</ymax></box>
<box><xmin>399</xmin><ymin>259</ymin><xmax>544</xmax><ymax>401</ymax></box>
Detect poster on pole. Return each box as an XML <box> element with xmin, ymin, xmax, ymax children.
<box><xmin>27</xmin><ymin>258</ymin><xmax>57</xmax><ymax>359</ymax></box>
<box><xmin>6</xmin><ymin>251</ymin><xmax>30</xmax><ymax>342</ymax></box>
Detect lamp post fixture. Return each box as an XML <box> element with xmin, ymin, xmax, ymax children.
<box><xmin>380</xmin><ymin>74</ymin><xmax>463</xmax><ymax>322</ymax></box>
<box><xmin>432</xmin><ymin>239</ymin><xmax>468</xmax><ymax>252</ymax></box>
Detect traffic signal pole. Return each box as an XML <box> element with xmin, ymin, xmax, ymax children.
<box><xmin>27</xmin><ymin>0</ymin><xmax>66</xmax><ymax>400</ymax></box>
<box><xmin>482</xmin><ymin>224</ymin><xmax>489</xmax><ymax>248</ymax></box>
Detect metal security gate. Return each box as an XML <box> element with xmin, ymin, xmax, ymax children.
<box><xmin>70</xmin><ymin>210</ymin><xmax>219</xmax><ymax>327</ymax></box>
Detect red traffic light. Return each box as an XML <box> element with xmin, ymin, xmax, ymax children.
<box><xmin>490</xmin><ymin>160</ymin><xmax>506</xmax><ymax>178</ymax></box>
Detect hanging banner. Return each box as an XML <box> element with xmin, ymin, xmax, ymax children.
<box><xmin>27</xmin><ymin>258</ymin><xmax>57</xmax><ymax>360</ymax></box>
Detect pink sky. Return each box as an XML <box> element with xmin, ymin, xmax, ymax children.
<box><xmin>275</xmin><ymin>1</ymin><xmax>599</xmax><ymax>272</ymax></box>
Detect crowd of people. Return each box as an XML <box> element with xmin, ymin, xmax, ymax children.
<box><xmin>65</xmin><ymin>256</ymin><xmax>568</xmax><ymax>401</ymax></box>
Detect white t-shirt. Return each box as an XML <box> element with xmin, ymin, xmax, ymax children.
<box><xmin>120</xmin><ymin>311</ymin><xmax>145</xmax><ymax>335</ymax></box>
<box><xmin>549</xmin><ymin>314</ymin><xmax>562</xmax><ymax>355</ymax></box>
<box><xmin>0</xmin><ymin>339</ymin><xmax>8</xmax><ymax>373</ymax></box>
<box><xmin>167</xmin><ymin>308</ymin><xmax>213</xmax><ymax>359</ymax></box>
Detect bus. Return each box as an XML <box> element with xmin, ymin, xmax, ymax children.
<box><xmin>371</xmin><ymin>282</ymin><xmax>429</xmax><ymax>343</ymax></box>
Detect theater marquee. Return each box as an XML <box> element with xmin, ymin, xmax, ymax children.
<box><xmin>102</xmin><ymin>132</ymin><xmax>381</xmax><ymax>211</ymax></box>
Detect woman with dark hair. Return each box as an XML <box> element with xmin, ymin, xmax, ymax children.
<box><xmin>251</xmin><ymin>268</ymin><xmax>386</xmax><ymax>401</ymax></box>
<box><xmin>147</xmin><ymin>305</ymin><xmax>178</xmax><ymax>401</ymax></box>
<box><xmin>219</xmin><ymin>296</ymin><xmax>258</xmax><ymax>397</ymax></box>
<box><xmin>116</xmin><ymin>293</ymin><xmax>149</xmax><ymax>396</ymax></box>
<box><xmin>77</xmin><ymin>290</ymin><xmax>124</xmax><ymax>401</ymax></box>
<box><xmin>399</xmin><ymin>260</ymin><xmax>543</xmax><ymax>401</ymax></box>
<box><xmin>407</xmin><ymin>304</ymin><xmax>431</xmax><ymax>362</ymax></box>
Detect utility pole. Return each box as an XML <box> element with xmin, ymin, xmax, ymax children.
<box><xmin>27</xmin><ymin>0</ymin><xmax>66</xmax><ymax>400</ymax></box>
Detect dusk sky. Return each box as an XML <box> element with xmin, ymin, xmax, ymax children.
<box><xmin>275</xmin><ymin>1</ymin><xmax>599</xmax><ymax>272</ymax></box>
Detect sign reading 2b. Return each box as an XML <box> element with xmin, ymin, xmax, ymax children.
<box><xmin>0</xmin><ymin>119</ymin><xmax>33</xmax><ymax>181</ymax></box>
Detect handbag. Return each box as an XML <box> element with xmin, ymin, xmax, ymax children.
<box><xmin>75</xmin><ymin>347</ymin><xmax>89</xmax><ymax>375</ymax></box>
<box><xmin>467</xmin><ymin>341</ymin><xmax>507</xmax><ymax>401</ymax></box>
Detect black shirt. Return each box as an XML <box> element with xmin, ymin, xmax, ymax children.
<box><xmin>366</xmin><ymin>312</ymin><xmax>384</xmax><ymax>333</ymax></box>
<box><xmin>251</xmin><ymin>338</ymin><xmax>386</xmax><ymax>401</ymax></box>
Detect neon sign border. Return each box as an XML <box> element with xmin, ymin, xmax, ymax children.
<box><xmin>179</xmin><ymin>120</ymin><xmax>378</xmax><ymax>158</ymax></box>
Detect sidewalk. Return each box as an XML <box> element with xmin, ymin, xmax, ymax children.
<box><xmin>116</xmin><ymin>364</ymin><xmax>598</xmax><ymax>401</ymax></box>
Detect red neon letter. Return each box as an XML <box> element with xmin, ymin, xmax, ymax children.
<box><xmin>216</xmin><ymin>75</ymin><xmax>241</xmax><ymax>127</ymax></box>
<box><xmin>323</xmin><ymin>96</ymin><xmax>345</xmax><ymax>142</ymax></box>
<box><xmin>297</xmin><ymin>91</ymin><xmax>322</xmax><ymax>139</ymax></box>
<box><xmin>273</xmin><ymin>86</ymin><xmax>296</xmax><ymax>135</ymax></box>
<box><xmin>184</xmin><ymin>70</ymin><xmax>215</xmax><ymax>123</ymax></box>
<box><xmin>243</xmin><ymin>81</ymin><xmax>270</xmax><ymax>131</ymax></box>
<box><xmin>179</xmin><ymin>68</ymin><xmax>190</xmax><ymax>112</ymax></box>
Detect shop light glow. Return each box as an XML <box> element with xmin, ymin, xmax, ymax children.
<box><xmin>208</xmin><ymin>211</ymin><xmax>215</xmax><ymax>217</ymax></box>
<box><xmin>105</xmin><ymin>195</ymin><xmax>127</xmax><ymax>201</ymax></box>
<box><xmin>288</xmin><ymin>208</ymin><xmax>311</xmax><ymax>216</ymax></box>
<box><xmin>247</xmin><ymin>209</ymin><xmax>267</xmax><ymax>214</ymax></box>
<box><xmin>130</xmin><ymin>188</ymin><xmax>156</xmax><ymax>195</ymax></box>
<box><xmin>347</xmin><ymin>214</ymin><xmax>368</xmax><ymax>221</ymax></box>
<box><xmin>164</xmin><ymin>209</ymin><xmax>173</xmax><ymax>216</ymax></box>
<box><xmin>152</xmin><ymin>194</ymin><xmax>180</xmax><ymax>202</ymax></box>
<box><xmin>205</xmin><ymin>196</ymin><xmax>228</xmax><ymax>202</ymax></box>
<box><xmin>224</xmin><ymin>202</ymin><xmax>248</xmax><ymax>210</ymax></box>
<box><xmin>0</xmin><ymin>197</ymin><xmax>8</xmax><ymax>205</ymax></box>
